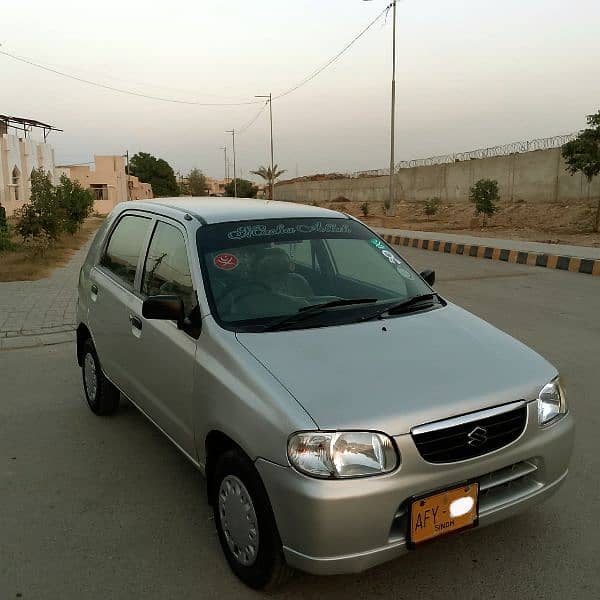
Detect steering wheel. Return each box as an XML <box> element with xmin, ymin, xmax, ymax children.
<box><xmin>219</xmin><ymin>281</ymin><xmax>272</xmax><ymax>313</ymax></box>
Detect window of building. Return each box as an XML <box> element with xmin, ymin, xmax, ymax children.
<box><xmin>11</xmin><ymin>167</ymin><xmax>21</xmax><ymax>202</ymax></box>
<box><xmin>90</xmin><ymin>184</ymin><xmax>109</xmax><ymax>201</ymax></box>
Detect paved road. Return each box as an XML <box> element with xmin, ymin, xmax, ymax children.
<box><xmin>0</xmin><ymin>240</ymin><xmax>91</xmax><ymax>340</ymax></box>
<box><xmin>1</xmin><ymin>248</ymin><xmax>599</xmax><ymax>599</ymax></box>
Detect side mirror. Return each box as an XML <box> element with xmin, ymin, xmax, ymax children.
<box><xmin>420</xmin><ymin>269</ymin><xmax>435</xmax><ymax>286</ymax></box>
<box><xmin>142</xmin><ymin>295</ymin><xmax>185</xmax><ymax>325</ymax></box>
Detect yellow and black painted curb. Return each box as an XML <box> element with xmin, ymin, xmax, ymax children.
<box><xmin>380</xmin><ymin>234</ymin><xmax>600</xmax><ymax>277</ymax></box>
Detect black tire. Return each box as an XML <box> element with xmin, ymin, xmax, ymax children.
<box><xmin>81</xmin><ymin>338</ymin><xmax>120</xmax><ymax>416</ymax></box>
<box><xmin>212</xmin><ymin>449</ymin><xmax>294</xmax><ymax>590</ymax></box>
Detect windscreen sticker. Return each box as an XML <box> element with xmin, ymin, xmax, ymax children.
<box><xmin>227</xmin><ymin>221</ymin><xmax>353</xmax><ymax>241</ymax></box>
<box><xmin>369</xmin><ymin>238</ymin><xmax>387</xmax><ymax>250</ymax></box>
<box><xmin>396</xmin><ymin>265</ymin><xmax>414</xmax><ymax>279</ymax></box>
<box><xmin>214</xmin><ymin>252</ymin><xmax>239</xmax><ymax>270</ymax></box>
<box><xmin>370</xmin><ymin>241</ymin><xmax>415</xmax><ymax>279</ymax></box>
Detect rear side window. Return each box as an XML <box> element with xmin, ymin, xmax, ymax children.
<box><xmin>142</xmin><ymin>221</ymin><xmax>196</xmax><ymax>314</ymax></box>
<box><xmin>100</xmin><ymin>215</ymin><xmax>151</xmax><ymax>289</ymax></box>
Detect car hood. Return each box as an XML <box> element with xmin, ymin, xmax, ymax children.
<box><xmin>235</xmin><ymin>303</ymin><xmax>556</xmax><ymax>435</ymax></box>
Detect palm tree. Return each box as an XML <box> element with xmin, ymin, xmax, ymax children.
<box><xmin>251</xmin><ymin>164</ymin><xmax>286</xmax><ymax>199</ymax></box>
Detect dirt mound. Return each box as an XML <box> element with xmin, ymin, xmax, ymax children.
<box><xmin>309</xmin><ymin>198</ymin><xmax>600</xmax><ymax>248</ymax></box>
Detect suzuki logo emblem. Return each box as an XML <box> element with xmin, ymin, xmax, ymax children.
<box><xmin>467</xmin><ymin>426</ymin><xmax>488</xmax><ymax>447</ymax></box>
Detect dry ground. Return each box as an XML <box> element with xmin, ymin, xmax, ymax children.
<box><xmin>317</xmin><ymin>198</ymin><xmax>600</xmax><ymax>248</ymax></box>
<box><xmin>0</xmin><ymin>216</ymin><xmax>104</xmax><ymax>282</ymax></box>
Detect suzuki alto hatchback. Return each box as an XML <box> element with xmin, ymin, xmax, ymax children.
<box><xmin>76</xmin><ymin>198</ymin><xmax>574</xmax><ymax>589</ymax></box>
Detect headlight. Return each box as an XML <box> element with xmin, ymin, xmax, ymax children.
<box><xmin>538</xmin><ymin>377</ymin><xmax>567</xmax><ymax>425</ymax></box>
<box><xmin>287</xmin><ymin>431</ymin><xmax>399</xmax><ymax>479</ymax></box>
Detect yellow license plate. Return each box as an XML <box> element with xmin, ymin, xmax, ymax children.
<box><xmin>410</xmin><ymin>483</ymin><xmax>479</xmax><ymax>545</ymax></box>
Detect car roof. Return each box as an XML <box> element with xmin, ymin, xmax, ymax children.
<box><xmin>124</xmin><ymin>197</ymin><xmax>347</xmax><ymax>224</ymax></box>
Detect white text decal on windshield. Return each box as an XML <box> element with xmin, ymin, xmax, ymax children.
<box><xmin>370</xmin><ymin>238</ymin><xmax>414</xmax><ymax>279</ymax></box>
<box><xmin>227</xmin><ymin>221</ymin><xmax>353</xmax><ymax>240</ymax></box>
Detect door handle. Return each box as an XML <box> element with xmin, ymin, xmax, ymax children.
<box><xmin>91</xmin><ymin>284</ymin><xmax>98</xmax><ymax>294</ymax></box>
<box><xmin>129</xmin><ymin>314</ymin><xmax>142</xmax><ymax>330</ymax></box>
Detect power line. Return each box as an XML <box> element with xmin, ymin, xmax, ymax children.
<box><xmin>237</xmin><ymin>101</ymin><xmax>269</xmax><ymax>135</ymax></box>
<box><xmin>0</xmin><ymin>5</ymin><xmax>391</xmax><ymax>109</ymax></box>
<box><xmin>272</xmin><ymin>3</ymin><xmax>391</xmax><ymax>100</ymax></box>
<box><xmin>0</xmin><ymin>48</ymin><xmax>262</xmax><ymax>106</ymax></box>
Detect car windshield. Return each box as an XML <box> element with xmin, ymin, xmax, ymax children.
<box><xmin>196</xmin><ymin>217</ymin><xmax>434</xmax><ymax>332</ymax></box>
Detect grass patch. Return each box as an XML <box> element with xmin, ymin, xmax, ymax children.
<box><xmin>0</xmin><ymin>216</ymin><xmax>104</xmax><ymax>282</ymax></box>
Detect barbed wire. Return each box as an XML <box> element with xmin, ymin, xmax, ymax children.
<box><xmin>346</xmin><ymin>132</ymin><xmax>579</xmax><ymax>179</ymax></box>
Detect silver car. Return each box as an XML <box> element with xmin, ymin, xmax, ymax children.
<box><xmin>76</xmin><ymin>198</ymin><xmax>574</xmax><ymax>589</ymax></box>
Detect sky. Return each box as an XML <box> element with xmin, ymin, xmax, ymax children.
<box><xmin>2</xmin><ymin>0</ymin><xmax>599</xmax><ymax>182</ymax></box>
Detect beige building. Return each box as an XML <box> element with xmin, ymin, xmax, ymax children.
<box><xmin>206</xmin><ymin>177</ymin><xmax>231</xmax><ymax>196</ymax></box>
<box><xmin>57</xmin><ymin>155</ymin><xmax>153</xmax><ymax>214</ymax></box>
<box><xmin>0</xmin><ymin>115</ymin><xmax>58</xmax><ymax>215</ymax></box>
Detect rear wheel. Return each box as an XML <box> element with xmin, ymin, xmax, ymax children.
<box><xmin>212</xmin><ymin>449</ymin><xmax>293</xmax><ymax>590</ymax></box>
<box><xmin>81</xmin><ymin>338</ymin><xmax>120</xmax><ymax>416</ymax></box>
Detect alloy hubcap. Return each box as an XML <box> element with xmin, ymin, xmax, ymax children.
<box><xmin>84</xmin><ymin>353</ymin><xmax>98</xmax><ymax>402</ymax></box>
<box><xmin>218</xmin><ymin>475</ymin><xmax>259</xmax><ymax>566</ymax></box>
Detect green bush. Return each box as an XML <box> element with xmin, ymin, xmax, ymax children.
<box><xmin>224</xmin><ymin>178</ymin><xmax>258</xmax><ymax>198</ymax></box>
<box><xmin>360</xmin><ymin>202</ymin><xmax>369</xmax><ymax>216</ymax></box>
<box><xmin>469</xmin><ymin>179</ymin><xmax>499</xmax><ymax>226</ymax></box>
<box><xmin>16</xmin><ymin>168</ymin><xmax>64</xmax><ymax>240</ymax></box>
<box><xmin>0</xmin><ymin>203</ymin><xmax>7</xmax><ymax>230</ymax></box>
<box><xmin>57</xmin><ymin>175</ymin><xmax>94</xmax><ymax>233</ymax></box>
<box><xmin>424</xmin><ymin>196</ymin><xmax>441</xmax><ymax>217</ymax></box>
<box><xmin>0</xmin><ymin>203</ymin><xmax>14</xmax><ymax>251</ymax></box>
<box><xmin>0</xmin><ymin>226</ymin><xmax>15</xmax><ymax>252</ymax></box>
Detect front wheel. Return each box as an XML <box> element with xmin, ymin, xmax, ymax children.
<box><xmin>81</xmin><ymin>338</ymin><xmax>120</xmax><ymax>416</ymax></box>
<box><xmin>213</xmin><ymin>449</ymin><xmax>293</xmax><ymax>590</ymax></box>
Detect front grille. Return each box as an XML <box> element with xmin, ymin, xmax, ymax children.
<box><xmin>411</xmin><ymin>403</ymin><xmax>527</xmax><ymax>463</ymax></box>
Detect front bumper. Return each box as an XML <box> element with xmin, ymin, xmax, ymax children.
<box><xmin>256</xmin><ymin>403</ymin><xmax>574</xmax><ymax>576</ymax></box>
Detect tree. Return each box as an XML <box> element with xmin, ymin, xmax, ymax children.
<box><xmin>16</xmin><ymin>168</ymin><xmax>63</xmax><ymax>240</ymax></box>
<box><xmin>56</xmin><ymin>175</ymin><xmax>94</xmax><ymax>233</ymax></box>
<box><xmin>129</xmin><ymin>152</ymin><xmax>178</xmax><ymax>197</ymax></box>
<box><xmin>250</xmin><ymin>164</ymin><xmax>286</xmax><ymax>199</ymax></box>
<box><xmin>469</xmin><ymin>179</ymin><xmax>499</xmax><ymax>227</ymax></box>
<box><xmin>562</xmin><ymin>110</ymin><xmax>600</xmax><ymax>232</ymax></box>
<box><xmin>224</xmin><ymin>178</ymin><xmax>258</xmax><ymax>198</ymax></box>
<box><xmin>187</xmin><ymin>168</ymin><xmax>208</xmax><ymax>196</ymax></box>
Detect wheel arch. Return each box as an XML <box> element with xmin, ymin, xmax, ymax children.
<box><xmin>205</xmin><ymin>430</ymin><xmax>252</xmax><ymax>505</ymax></box>
<box><xmin>76</xmin><ymin>323</ymin><xmax>92</xmax><ymax>366</ymax></box>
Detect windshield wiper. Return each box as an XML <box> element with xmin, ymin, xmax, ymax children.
<box><xmin>359</xmin><ymin>293</ymin><xmax>442</xmax><ymax>322</ymax></box>
<box><xmin>261</xmin><ymin>298</ymin><xmax>378</xmax><ymax>332</ymax></box>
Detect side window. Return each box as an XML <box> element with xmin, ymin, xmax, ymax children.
<box><xmin>142</xmin><ymin>221</ymin><xmax>196</xmax><ymax>314</ymax></box>
<box><xmin>100</xmin><ymin>215</ymin><xmax>151</xmax><ymax>289</ymax></box>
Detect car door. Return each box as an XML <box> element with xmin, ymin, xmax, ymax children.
<box><xmin>88</xmin><ymin>212</ymin><xmax>152</xmax><ymax>399</ymax></box>
<box><xmin>130</xmin><ymin>217</ymin><xmax>198</xmax><ymax>458</ymax></box>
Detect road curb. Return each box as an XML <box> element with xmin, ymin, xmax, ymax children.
<box><xmin>380</xmin><ymin>233</ymin><xmax>600</xmax><ymax>276</ymax></box>
<box><xmin>0</xmin><ymin>330</ymin><xmax>75</xmax><ymax>350</ymax></box>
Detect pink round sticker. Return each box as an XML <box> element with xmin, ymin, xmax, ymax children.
<box><xmin>214</xmin><ymin>253</ymin><xmax>239</xmax><ymax>270</ymax></box>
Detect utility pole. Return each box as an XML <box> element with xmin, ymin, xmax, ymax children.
<box><xmin>220</xmin><ymin>146</ymin><xmax>228</xmax><ymax>181</ymax></box>
<box><xmin>226</xmin><ymin>130</ymin><xmax>237</xmax><ymax>197</ymax></box>
<box><xmin>388</xmin><ymin>0</ymin><xmax>397</xmax><ymax>216</ymax></box>
<box><xmin>124</xmin><ymin>150</ymin><xmax>131</xmax><ymax>201</ymax></box>
<box><xmin>364</xmin><ymin>0</ymin><xmax>397</xmax><ymax>215</ymax></box>
<box><xmin>256</xmin><ymin>93</ymin><xmax>275</xmax><ymax>200</ymax></box>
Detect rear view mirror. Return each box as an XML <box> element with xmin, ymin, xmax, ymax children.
<box><xmin>420</xmin><ymin>269</ymin><xmax>435</xmax><ymax>286</ymax></box>
<box><xmin>142</xmin><ymin>295</ymin><xmax>184</xmax><ymax>325</ymax></box>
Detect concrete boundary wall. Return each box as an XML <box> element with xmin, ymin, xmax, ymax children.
<box><xmin>277</xmin><ymin>148</ymin><xmax>600</xmax><ymax>206</ymax></box>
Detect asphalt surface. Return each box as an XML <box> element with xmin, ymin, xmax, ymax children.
<box><xmin>1</xmin><ymin>248</ymin><xmax>599</xmax><ymax>599</ymax></box>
